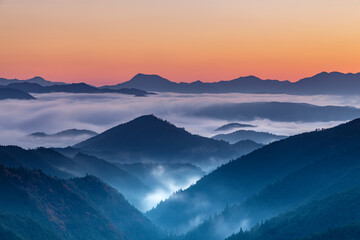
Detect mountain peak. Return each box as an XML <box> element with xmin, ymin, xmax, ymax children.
<box><xmin>73</xmin><ymin>115</ymin><xmax>258</xmax><ymax>164</ymax></box>
<box><xmin>130</xmin><ymin>73</ymin><xmax>172</xmax><ymax>83</ymax></box>
<box><xmin>230</xmin><ymin>75</ymin><xmax>263</xmax><ymax>82</ymax></box>
<box><xmin>133</xmin><ymin>73</ymin><xmax>155</xmax><ymax>77</ymax></box>
<box><xmin>130</xmin><ymin>114</ymin><xmax>165</xmax><ymax>123</ymax></box>
<box><xmin>113</xmin><ymin>114</ymin><xmax>179</xmax><ymax>133</ymax></box>
<box><xmin>31</xmin><ymin>76</ymin><xmax>45</xmax><ymax>80</ymax></box>
<box><xmin>114</xmin><ymin>74</ymin><xmax>176</xmax><ymax>92</ymax></box>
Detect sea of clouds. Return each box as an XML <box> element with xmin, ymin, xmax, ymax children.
<box><xmin>1</xmin><ymin>92</ymin><xmax>360</xmax><ymax>148</ymax></box>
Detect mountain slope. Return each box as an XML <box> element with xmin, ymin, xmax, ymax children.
<box><xmin>300</xmin><ymin>223</ymin><xmax>360</xmax><ymax>240</ymax></box>
<box><xmin>0</xmin><ymin>146</ymin><xmax>151</xmax><ymax>209</ymax></box>
<box><xmin>0</xmin><ymin>87</ymin><xmax>35</xmax><ymax>100</ymax></box>
<box><xmin>184</xmin><ymin>147</ymin><xmax>360</xmax><ymax>240</ymax></box>
<box><xmin>74</xmin><ymin>115</ymin><xmax>261</xmax><ymax>166</ymax></box>
<box><xmin>226</xmin><ymin>187</ymin><xmax>360</xmax><ymax>240</ymax></box>
<box><xmin>0</xmin><ymin>165</ymin><xmax>165</xmax><ymax>240</ymax></box>
<box><xmin>0</xmin><ymin>213</ymin><xmax>62</xmax><ymax>240</ymax></box>
<box><xmin>68</xmin><ymin>176</ymin><xmax>163</xmax><ymax>240</ymax></box>
<box><xmin>71</xmin><ymin>152</ymin><xmax>151</xmax><ymax>209</ymax></box>
<box><xmin>0</xmin><ymin>165</ymin><xmax>125</xmax><ymax>240</ymax></box>
<box><xmin>0</xmin><ymin>146</ymin><xmax>72</xmax><ymax>178</ymax></box>
<box><xmin>147</xmin><ymin>118</ymin><xmax>360</xmax><ymax>233</ymax></box>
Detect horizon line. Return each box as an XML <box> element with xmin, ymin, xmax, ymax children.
<box><xmin>2</xmin><ymin>70</ymin><xmax>360</xmax><ymax>87</ymax></box>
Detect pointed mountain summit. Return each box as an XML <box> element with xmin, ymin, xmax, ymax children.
<box><xmin>105</xmin><ymin>73</ymin><xmax>177</xmax><ymax>92</ymax></box>
<box><xmin>130</xmin><ymin>73</ymin><xmax>173</xmax><ymax>85</ymax></box>
<box><xmin>26</xmin><ymin>76</ymin><xmax>58</xmax><ymax>86</ymax></box>
<box><xmin>74</xmin><ymin>115</ymin><xmax>261</xmax><ymax>165</ymax></box>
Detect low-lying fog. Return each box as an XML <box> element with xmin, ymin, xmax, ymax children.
<box><xmin>1</xmin><ymin>92</ymin><xmax>360</xmax><ymax>148</ymax></box>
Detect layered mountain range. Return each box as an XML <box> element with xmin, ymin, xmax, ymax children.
<box><xmin>3</xmin><ymin>71</ymin><xmax>360</xmax><ymax>98</ymax></box>
<box><xmin>104</xmin><ymin>71</ymin><xmax>360</xmax><ymax>95</ymax></box>
<box><xmin>2</xmin><ymin>114</ymin><xmax>360</xmax><ymax>240</ymax></box>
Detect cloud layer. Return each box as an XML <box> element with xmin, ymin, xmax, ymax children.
<box><xmin>1</xmin><ymin>92</ymin><xmax>359</xmax><ymax>148</ymax></box>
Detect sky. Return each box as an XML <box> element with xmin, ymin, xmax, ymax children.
<box><xmin>1</xmin><ymin>0</ymin><xmax>360</xmax><ymax>86</ymax></box>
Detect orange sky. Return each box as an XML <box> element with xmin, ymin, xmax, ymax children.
<box><xmin>1</xmin><ymin>0</ymin><xmax>360</xmax><ymax>86</ymax></box>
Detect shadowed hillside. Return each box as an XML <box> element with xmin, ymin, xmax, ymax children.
<box><xmin>0</xmin><ymin>165</ymin><xmax>165</xmax><ymax>240</ymax></box>
<box><xmin>147</xmin><ymin>118</ymin><xmax>360</xmax><ymax>234</ymax></box>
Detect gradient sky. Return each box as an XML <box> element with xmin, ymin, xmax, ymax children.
<box><xmin>1</xmin><ymin>0</ymin><xmax>360</xmax><ymax>86</ymax></box>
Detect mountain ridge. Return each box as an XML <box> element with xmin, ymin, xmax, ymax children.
<box><xmin>6</xmin><ymin>82</ymin><xmax>152</xmax><ymax>96</ymax></box>
<box><xmin>0</xmin><ymin>76</ymin><xmax>66</xmax><ymax>86</ymax></box>
<box><xmin>5</xmin><ymin>71</ymin><xmax>360</xmax><ymax>95</ymax></box>
<box><xmin>104</xmin><ymin>71</ymin><xmax>360</xmax><ymax>95</ymax></box>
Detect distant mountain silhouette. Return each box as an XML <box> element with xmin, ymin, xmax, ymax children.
<box><xmin>104</xmin><ymin>72</ymin><xmax>360</xmax><ymax>95</ymax></box>
<box><xmin>0</xmin><ymin>76</ymin><xmax>66</xmax><ymax>86</ymax></box>
<box><xmin>29</xmin><ymin>129</ymin><xmax>98</xmax><ymax>138</ymax></box>
<box><xmin>0</xmin><ymin>165</ymin><xmax>164</xmax><ymax>240</ymax></box>
<box><xmin>6</xmin><ymin>82</ymin><xmax>152</xmax><ymax>96</ymax></box>
<box><xmin>73</xmin><ymin>115</ymin><xmax>262</xmax><ymax>167</ymax></box>
<box><xmin>5</xmin><ymin>71</ymin><xmax>360</xmax><ymax>95</ymax></box>
<box><xmin>192</xmin><ymin>101</ymin><xmax>360</xmax><ymax>122</ymax></box>
<box><xmin>102</xmin><ymin>73</ymin><xmax>178</xmax><ymax>92</ymax></box>
<box><xmin>147</xmin><ymin>118</ymin><xmax>360</xmax><ymax>234</ymax></box>
<box><xmin>293</xmin><ymin>71</ymin><xmax>360</xmax><ymax>95</ymax></box>
<box><xmin>214</xmin><ymin>123</ymin><xmax>256</xmax><ymax>132</ymax></box>
<box><xmin>213</xmin><ymin>130</ymin><xmax>286</xmax><ymax>144</ymax></box>
<box><xmin>0</xmin><ymin>87</ymin><xmax>35</xmax><ymax>100</ymax></box>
